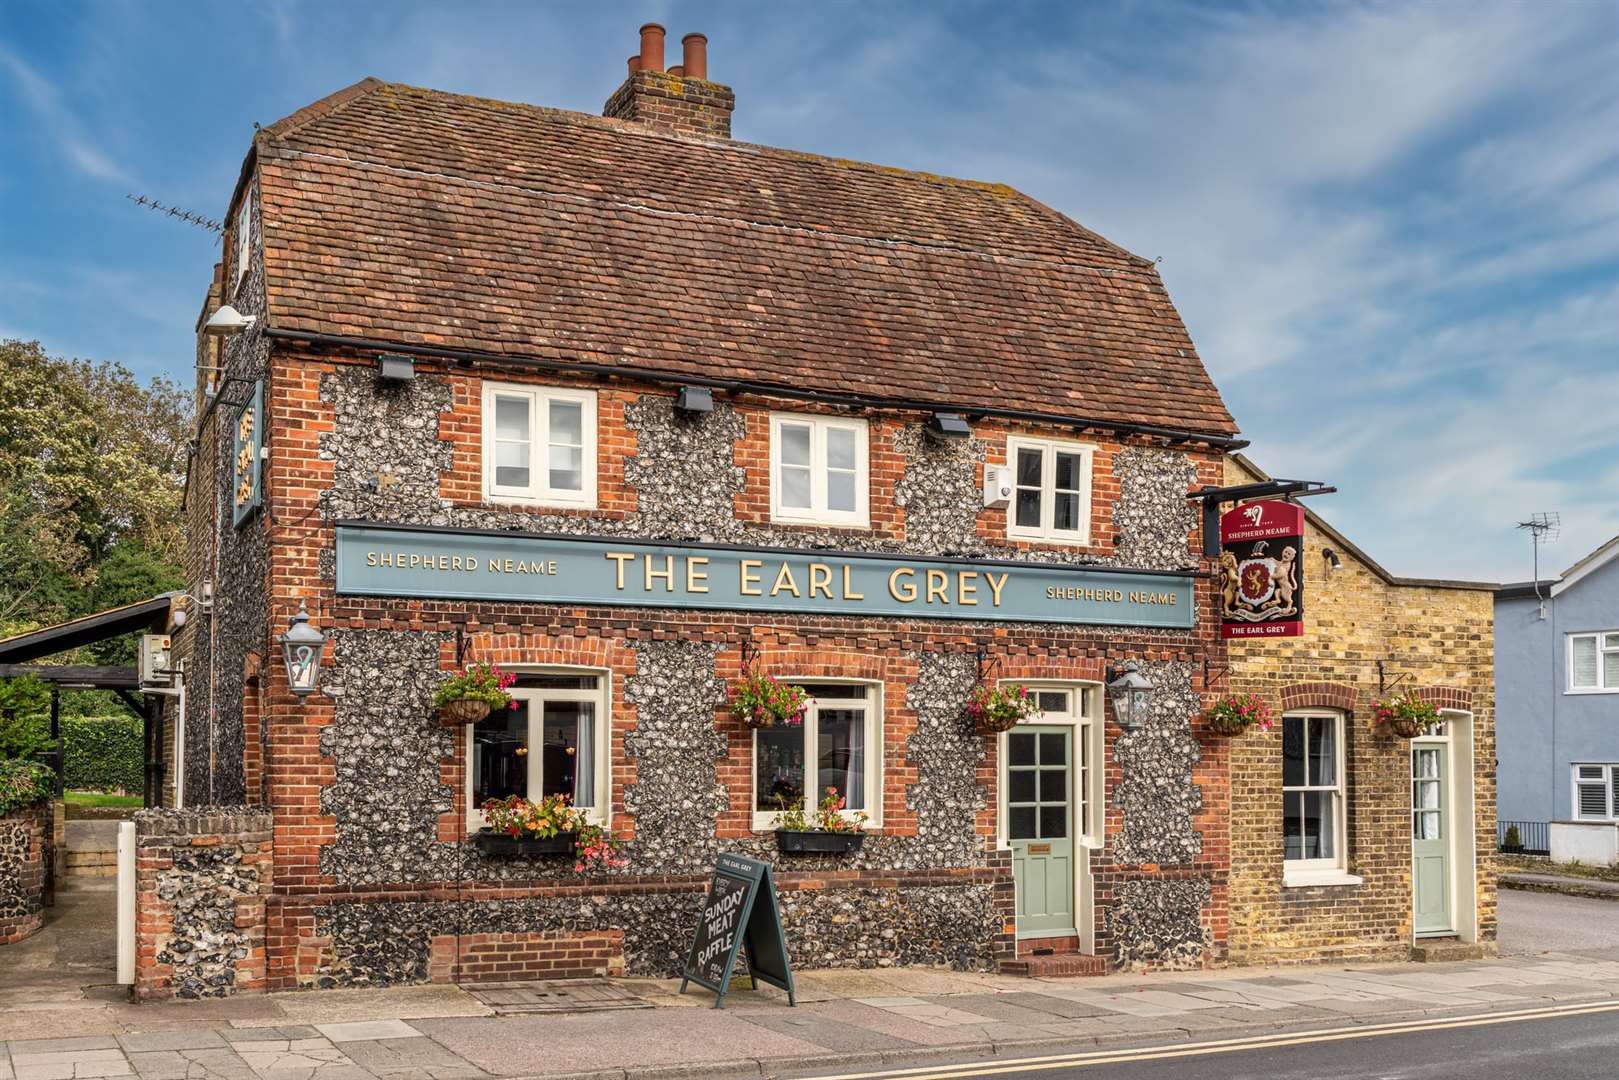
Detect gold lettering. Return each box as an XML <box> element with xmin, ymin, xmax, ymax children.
<box><xmin>451</xmin><ymin>556</ymin><xmax>463</xmax><ymax>571</ymax></box>
<box><xmin>926</xmin><ymin>569</ymin><xmax>949</xmax><ymax>604</ymax></box>
<box><xmin>547</xmin><ymin>561</ymin><xmax>557</xmax><ymax>575</ymax></box>
<box><xmin>985</xmin><ymin>571</ymin><xmax>1009</xmax><ymax>607</ymax></box>
<box><xmin>889</xmin><ymin>567</ymin><xmax>917</xmax><ymax>602</ymax></box>
<box><xmin>646</xmin><ymin>555</ymin><xmax>675</xmax><ymax>592</ymax></box>
<box><xmin>464</xmin><ymin>553</ymin><xmax>478</xmax><ymax>572</ymax></box>
<box><xmin>687</xmin><ymin>557</ymin><xmax>710</xmax><ymax>593</ymax></box>
<box><xmin>605</xmin><ymin>552</ymin><xmax>635</xmax><ymax>590</ymax></box>
<box><xmin>842</xmin><ymin>565</ymin><xmax>865</xmax><ymax>600</ymax></box>
<box><xmin>771</xmin><ymin>562</ymin><xmax>801</xmax><ymax>597</ymax></box>
<box><xmin>740</xmin><ymin>560</ymin><xmax>764</xmax><ymax>596</ymax></box>
<box><xmin>367</xmin><ymin>552</ymin><xmax>377</xmax><ymax>567</ymax></box>
<box><xmin>808</xmin><ymin>563</ymin><xmax>834</xmax><ymax>599</ymax></box>
<box><xmin>960</xmin><ymin>571</ymin><xmax>979</xmax><ymax>605</ymax></box>
<box><xmin>380</xmin><ymin>553</ymin><xmax>392</xmax><ymax>567</ymax></box>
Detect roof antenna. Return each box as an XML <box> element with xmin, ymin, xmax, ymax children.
<box><xmin>125</xmin><ymin>193</ymin><xmax>223</xmax><ymax>234</ymax></box>
<box><xmin>1516</xmin><ymin>512</ymin><xmax>1560</xmax><ymax>620</ymax></box>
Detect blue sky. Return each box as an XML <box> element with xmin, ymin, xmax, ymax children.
<box><xmin>2</xmin><ymin>0</ymin><xmax>1616</xmax><ymax>582</ymax></box>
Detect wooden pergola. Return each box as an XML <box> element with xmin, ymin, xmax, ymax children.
<box><xmin>0</xmin><ymin>594</ymin><xmax>180</xmax><ymax>807</ymax></box>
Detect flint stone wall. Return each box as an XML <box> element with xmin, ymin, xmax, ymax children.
<box><xmin>0</xmin><ymin>802</ymin><xmax>50</xmax><ymax>945</ymax></box>
<box><xmin>134</xmin><ymin>808</ymin><xmax>272</xmax><ymax>1000</ymax></box>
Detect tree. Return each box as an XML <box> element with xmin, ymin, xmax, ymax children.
<box><xmin>0</xmin><ymin>340</ymin><xmax>191</xmax><ymax>633</ymax></box>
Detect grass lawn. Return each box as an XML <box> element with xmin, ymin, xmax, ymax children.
<box><xmin>64</xmin><ymin>790</ymin><xmax>144</xmax><ymax>808</ymax></box>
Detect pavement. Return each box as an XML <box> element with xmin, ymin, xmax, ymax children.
<box><xmin>1503</xmin><ymin>869</ymin><xmax>1619</xmax><ymax>901</ymax></box>
<box><xmin>7</xmin><ymin>886</ymin><xmax>1619</xmax><ymax>1080</ymax></box>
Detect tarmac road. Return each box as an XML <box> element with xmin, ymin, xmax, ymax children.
<box><xmin>792</xmin><ymin>1000</ymin><xmax>1619</xmax><ymax>1080</ymax></box>
<box><xmin>1497</xmin><ymin>887</ymin><xmax>1619</xmax><ymax>955</ymax></box>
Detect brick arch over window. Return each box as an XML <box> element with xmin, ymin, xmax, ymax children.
<box><xmin>1278</xmin><ymin>681</ymin><xmax>1357</xmax><ymax>715</ymax></box>
<box><xmin>1410</xmin><ymin>685</ymin><xmax>1473</xmax><ymax>712</ymax></box>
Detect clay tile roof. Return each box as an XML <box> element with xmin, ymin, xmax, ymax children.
<box><xmin>251</xmin><ymin>78</ymin><xmax>1238</xmax><ymax>436</ymax></box>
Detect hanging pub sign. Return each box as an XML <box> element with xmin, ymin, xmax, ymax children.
<box><xmin>679</xmin><ymin>853</ymin><xmax>795</xmax><ymax>1010</ymax></box>
<box><xmin>1219</xmin><ymin>500</ymin><xmax>1304</xmax><ymax>639</ymax></box>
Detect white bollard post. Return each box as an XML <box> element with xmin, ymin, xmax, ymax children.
<box><xmin>117</xmin><ymin>821</ymin><xmax>136</xmax><ymax>985</ymax></box>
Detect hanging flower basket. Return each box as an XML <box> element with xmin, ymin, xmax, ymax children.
<box><xmin>438</xmin><ymin>698</ymin><xmax>491</xmax><ymax>726</ymax></box>
<box><xmin>968</xmin><ymin>683</ymin><xmax>1039</xmax><ymax>735</ymax></box>
<box><xmin>1204</xmin><ymin>692</ymin><xmax>1273</xmax><ymax>737</ymax></box>
<box><xmin>730</xmin><ymin>670</ymin><xmax>812</xmax><ymax>729</ymax></box>
<box><xmin>434</xmin><ymin>663</ymin><xmax>516</xmax><ymax>726</ymax></box>
<box><xmin>1372</xmin><ymin>695</ymin><xmax>1441</xmax><ymax>740</ymax></box>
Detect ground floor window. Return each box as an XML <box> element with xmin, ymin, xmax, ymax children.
<box><xmin>1282</xmin><ymin>710</ymin><xmax>1346</xmax><ymax>871</ymax></box>
<box><xmin>1573</xmin><ymin>763</ymin><xmax>1619</xmax><ymax>820</ymax></box>
<box><xmin>468</xmin><ymin>671</ymin><xmax>609</xmax><ymax>826</ymax></box>
<box><xmin>754</xmin><ymin>682</ymin><xmax>878</xmax><ymax>828</ymax></box>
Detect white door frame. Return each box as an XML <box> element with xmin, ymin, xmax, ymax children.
<box><xmin>996</xmin><ymin>681</ymin><xmax>1103</xmax><ymax>953</ymax></box>
<box><xmin>1411</xmin><ymin>709</ymin><xmax>1478</xmax><ymax>943</ymax></box>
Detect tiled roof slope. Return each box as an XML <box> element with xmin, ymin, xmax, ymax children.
<box><xmin>253</xmin><ymin>79</ymin><xmax>1238</xmax><ymax>435</ymax></box>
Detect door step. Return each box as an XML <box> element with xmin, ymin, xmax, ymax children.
<box><xmin>1410</xmin><ymin>938</ymin><xmax>1486</xmax><ymax>963</ymax></box>
<box><xmin>999</xmin><ymin>953</ymin><xmax>1108</xmax><ymax>977</ymax></box>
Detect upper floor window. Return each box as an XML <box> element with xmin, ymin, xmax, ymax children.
<box><xmin>1006</xmin><ymin>437</ymin><xmax>1094</xmax><ymax>545</ymax></box>
<box><xmin>1283</xmin><ymin>711</ymin><xmax>1348</xmax><ymax>878</ymax></box>
<box><xmin>753</xmin><ymin>682</ymin><xmax>879</xmax><ymax>829</ymax></box>
<box><xmin>769</xmin><ymin>413</ymin><xmax>869</xmax><ymax>527</ymax></box>
<box><xmin>1574</xmin><ymin>764</ymin><xmax>1619</xmax><ymax>820</ymax></box>
<box><xmin>234</xmin><ymin>193</ymin><xmax>253</xmax><ymax>290</ymax></box>
<box><xmin>1568</xmin><ymin>632</ymin><xmax>1619</xmax><ymax>693</ymax></box>
<box><xmin>481</xmin><ymin>382</ymin><xmax>597</xmax><ymax>508</ymax></box>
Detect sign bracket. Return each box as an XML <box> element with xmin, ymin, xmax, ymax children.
<box><xmin>1190</xmin><ymin>480</ymin><xmax>1335</xmax><ymax>558</ymax></box>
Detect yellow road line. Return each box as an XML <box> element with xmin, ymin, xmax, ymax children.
<box><xmin>802</xmin><ymin>997</ymin><xmax>1619</xmax><ymax>1080</ymax></box>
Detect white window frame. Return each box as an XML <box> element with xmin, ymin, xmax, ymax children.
<box><xmin>1572</xmin><ymin>763</ymin><xmax>1619</xmax><ymax>821</ymax></box>
<box><xmin>1281</xmin><ymin>709</ymin><xmax>1361</xmax><ymax>888</ymax></box>
<box><xmin>994</xmin><ymin>683</ymin><xmax>1103</xmax><ymax>850</ymax></box>
<box><xmin>751</xmin><ymin>680</ymin><xmax>882</xmax><ymax>831</ymax></box>
<box><xmin>481</xmin><ymin>382</ymin><xmax>598</xmax><ymax>509</ymax></box>
<box><xmin>768</xmin><ymin>413</ymin><xmax>870</xmax><ymax>528</ymax></box>
<box><xmin>1005</xmin><ymin>436</ymin><xmax>1096</xmax><ymax>545</ymax></box>
<box><xmin>465</xmin><ymin>668</ymin><xmax>611</xmax><ymax>830</ymax></box>
<box><xmin>234</xmin><ymin>191</ymin><xmax>253</xmax><ymax>290</ymax></box>
<box><xmin>1566</xmin><ymin>631</ymin><xmax>1619</xmax><ymax>694</ymax></box>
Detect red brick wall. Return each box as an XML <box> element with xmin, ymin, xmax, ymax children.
<box><xmin>429</xmin><ymin>930</ymin><xmax>625</xmax><ymax>982</ymax></box>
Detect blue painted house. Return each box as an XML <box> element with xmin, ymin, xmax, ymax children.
<box><xmin>1496</xmin><ymin>535</ymin><xmax>1619</xmax><ymax>845</ymax></box>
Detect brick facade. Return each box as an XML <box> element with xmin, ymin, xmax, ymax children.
<box><xmin>0</xmin><ymin>802</ymin><xmax>51</xmax><ymax>945</ymax></box>
<box><xmin>1223</xmin><ymin>456</ymin><xmax>1497</xmax><ymax>965</ymax></box>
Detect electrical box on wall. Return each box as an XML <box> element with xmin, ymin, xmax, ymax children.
<box><xmin>138</xmin><ymin>634</ymin><xmax>173</xmax><ymax>689</ymax></box>
<box><xmin>983</xmin><ymin>465</ymin><xmax>1013</xmax><ymax>508</ymax></box>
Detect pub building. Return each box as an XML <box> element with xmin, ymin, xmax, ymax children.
<box><xmin>167</xmin><ymin>25</ymin><xmax>1251</xmax><ymax>991</ymax></box>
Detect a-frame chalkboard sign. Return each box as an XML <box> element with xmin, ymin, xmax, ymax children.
<box><xmin>679</xmin><ymin>853</ymin><xmax>796</xmax><ymax>1009</ymax></box>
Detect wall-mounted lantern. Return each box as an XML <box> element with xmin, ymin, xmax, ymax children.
<box><xmin>278</xmin><ymin>600</ymin><xmax>327</xmax><ymax>698</ymax></box>
<box><xmin>1107</xmin><ymin>660</ymin><xmax>1155</xmax><ymax>731</ymax></box>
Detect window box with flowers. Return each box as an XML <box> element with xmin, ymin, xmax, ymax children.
<box><xmin>435</xmin><ymin>663</ymin><xmax>516</xmax><ymax>726</ymax></box>
<box><xmin>1205</xmin><ymin>692</ymin><xmax>1273</xmax><ymax>737</ymax></box>
<box><xmin>731</xmin><ymin>670</ymin><xmax>812</xmax><ymax>730</ymax></box>
<box><xmin>968</xmin><ymin>683</ymin><xmax>1039</xmax><ymax>735</ymax></box>
<box><xmin>773</xmin><ymin>787</ymin><xmax>868</xmax><ymax>854</ymax></box>
<box><xmin>474</xmin><ymin>793</ymin><xmax>626</xmax><ymax>872</ymax></box>
<box><xmin>1372</xmin><ymin>695</ymin><xmax>1442</xmax><ymax>739</ymax></box>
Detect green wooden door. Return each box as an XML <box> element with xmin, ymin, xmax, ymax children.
<box><xmin>1008</xmin><ymin>727</ymin><xmax>1074</xmax><ymax>937</ymax></box>
<box><xmin>1412</xmin><ymin>743</ymin><xmax>1452</xmax><ymax>936</ymax></box>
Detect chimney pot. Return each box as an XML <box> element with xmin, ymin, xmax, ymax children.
<box><xmin>626</xmin><ymin>55</ymin><xmax>640</xmax><ymax>77</ymax></box>
<box><xmin>638</xmin><ymin>23</ymin><xmax>665</xmax><ymax>73</ymax></box>
<box><xmin>667</xmin><ymin>65</ymin><xmax>684</xmax><ymax>78</ymax></box>
<box><xmin>682</xmin><ymin>33</ymin><xmax>708</xmax><ymax>81</ymax></box>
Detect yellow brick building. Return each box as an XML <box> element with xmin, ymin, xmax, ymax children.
<box><xmin>1224</xmin><ymin>456</ymin><xmax>1496</xmax><ymax>964</ymax></box>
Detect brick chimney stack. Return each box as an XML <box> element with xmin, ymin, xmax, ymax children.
<box><xmin>603</xmin><ymin>25</ymin><xmax>734</xmax><ymax>139</ymax></box>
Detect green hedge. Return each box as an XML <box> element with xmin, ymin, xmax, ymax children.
<box><xmin>61</xmin><ymin>714</ymin><xmax>144</xmax><ymax>794</ymax></box>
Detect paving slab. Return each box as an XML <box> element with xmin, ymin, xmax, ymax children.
<box><xmin>117</xmin><ymin>1035</ymin><xmax>228</xmax><ymax>1055</ymax></box>
<box><xmin>334</xmin><ymin>1037</ymin><xmax>487</xmax><ymax>1080</ymax></box>
<box><xmin>411</xmin><ymin>1010</ymin><xmax>826</xmax><ymax>1077</ymax></box>
<box><xmin>736</xmin><ymin>1011</ymin><xmax>915</xmax><ymax>1054</ymax></box>
<box><xmin>308</xmin><ymin>1026</ymin><xmax>417</xmax><ymax>1046</ymax></box>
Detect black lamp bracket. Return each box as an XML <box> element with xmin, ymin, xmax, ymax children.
<box><xmin>740</xmin><ymin>638</ymin><xmax>760</xmax><ymax>674</ymax></box>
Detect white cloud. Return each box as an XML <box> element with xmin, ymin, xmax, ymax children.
<box><xmin>0</xmin><ymin>43</ymin><xmax>133</xmax><ymax>184</ymax></box>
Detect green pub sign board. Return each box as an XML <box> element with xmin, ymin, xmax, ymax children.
<box><xmin>680</xmin><ymin>853</ymin><xmax>795</xmax><ymax>1009</ymax></box>
<box><xmin>333</xmin><ymin>523</ymin><xmax>1195</xmax><ymax>628</ymax></box>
